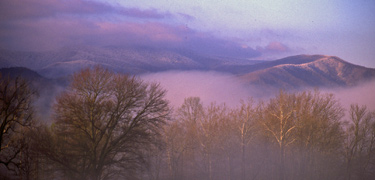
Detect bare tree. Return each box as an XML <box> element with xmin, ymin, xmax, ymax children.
<box><xmin>164</xmin><ymin>120</ymin><xmax>190</xmax><ymax>180</ymax></box>
<box><xmin>293</xmin><ymin>90</ymin><xmax>344</xmax><ymax>180</ymax></box>
<box><xmin>344</xmin><ymin>104</ymin><xmax>375</xmax><ymax>180</ymax></box>
<box><xmin>174</xmin><ymin>97</ymin><xmax>204</xmax><ymax>179</ymax></box>
<box><xmin>233</xmin><ymin>99</ymin><xmax>258</xmax><ymax>180</ymax></box>
<box><xmin>198</xmin><ymin>103</ymin><xmax>226</xmax><ymax>180</ymax></box>
<box><xmin>216</xmin><ymin>105</ymin><xmax>237</xmax><ymax>180</ymax></box>
<box><xmin>257</xmin><ymin>90</ymin><xmax>298</xmax><ymax>180</ymax></box>
<box><xmin>0</xmin><ymin>75</ymin><xmax>36</xmax><ymax>178</ymax></box>
<box><xmin>173</xmin><ymin>97</ymin><xmax>228</xmax><ymax>180</ymax></box>
<box><xmin>141</xmin><ymin>141</ymin><xmax>166</xmax><ymax>180</ymax></box>
<box><xmin>35</xmin><ymin>67</ymin><xmax>170</xmax><ymax>180</ymax></box>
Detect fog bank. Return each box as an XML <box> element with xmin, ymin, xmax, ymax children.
<box><xmin>324</xmin><ymin>80</ymin><xmax>375</xmax><ymax>111</ymax></box>
<box><xmin>142</xmin><ymin>71</ymin><xmax>259</xmax><ymax>107</ymax></box>
<box><xmin>142</xmin><ymin>71</ymin><xmax>375</xmax><ymax>110</ymax></box>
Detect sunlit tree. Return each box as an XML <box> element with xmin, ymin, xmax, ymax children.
<box><xmin>233</xmin><ymin>99</ymin><xmax>258</xmax><ymax>180</ymax></box>
<box><xmin>257</xmin><ymin>90</ymin><xmax>298</xmax><ymax>180</ymax></box>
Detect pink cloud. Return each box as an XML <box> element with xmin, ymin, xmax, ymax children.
<box><xmin>265</xmin><ymin>41</ymin><xmax>289</xmax><ymax>52</ymax></box>
<box><xmin>257</xmin><ymin>41</ymin><xmax>290</xmax><ymax>53</ymax></box>
<box><xmin>0</xmin><ymin>0</ymin><xmax>260</xmax><ymax>58</ymax></box>
<box><xmin>1</xmin><ymin>12</ymin><xmax>261</xmax><ymax>59</ymax></box>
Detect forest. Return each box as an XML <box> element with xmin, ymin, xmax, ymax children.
<box><xmin>1</xmin><ymin>67</ymin><xmax>375</xmax><ymax>180</ymax></box>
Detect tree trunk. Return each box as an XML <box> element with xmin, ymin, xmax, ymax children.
<box><xmin>208</xmin><ymin>153</ymin><xmax>212</xmax><ymax>180</ymax></box>
<box><xmin>241</xmin><ymin>138</ymin><xmax>246</xmax><ymax>180</ymax></box>
<box><xmin>279</xmin><ymin>144</ymin><xmax>285</xmax><ymax>180</ymax></box>
<box><xmin>228</xmin><ymin>156</ymin><xmax>233</xmax><ymax>180</ymax></box>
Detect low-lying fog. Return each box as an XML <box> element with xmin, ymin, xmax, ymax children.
<box><xmin>142</xmin><ymin>70</ymin><xmax>375</xmax><ymax>110</ymax></box>
<box><xmin>35</xmin><ymin>70</ymin><xmax>375</xmax><ymax>122</ymax></box>
<box><xmin>142</xmin><ymin>71</ymin><xmax>256</xmax><ymax>107</ymax></box>
<box><xmin>324</xmin><ymin>80</ymin><xmax>375</xmax><ymax>110</ymax></box>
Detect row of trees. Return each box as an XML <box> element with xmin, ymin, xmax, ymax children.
<box><xmin>155</xmin><ymin>93</ymin><xmax>375</xmax><ymax>180</ymax></box>
<box><xmin>1</xmin><ymin>67</ymin><xmax>375</xmax><ymax>180</ymax></box>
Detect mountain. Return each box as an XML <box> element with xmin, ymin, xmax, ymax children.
<box><xmin>1</xmin><ymin>47</ymin><xmax>375</xmax><ymax>90</ymax></box>
<box><xmin>0</xmin><ymin>46</ymin><xmax>259</xmax><ymax>78</ymax></box>
<box><xmin>215</xmin><ymin>54</ymin><xmax>326</xmax><ymax>74</ymax></box>
<box><xmin>239</xmin><ymin>55</ymin><xmax>375</xmax><ymax>89</ymax></box>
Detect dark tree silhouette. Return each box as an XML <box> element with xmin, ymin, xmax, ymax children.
<box><xmin>35</xmin><ymin>67</ymin><xmax>170</xmax><ymax>180</ymax></box>
<box><xmin>0</xmin><ymin>75</ymin><xmax>36</xmax><ymax>178</ymax></box>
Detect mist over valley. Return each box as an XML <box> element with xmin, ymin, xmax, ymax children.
<box><xmin>1</xmin><ymin>0</ymin><xmax>375</xmax><ymax>179</ymax></box>
<box><xmin>1</xmin><ymin>49</ymin><xmax>375</xmax><ymax>121</ymax></box>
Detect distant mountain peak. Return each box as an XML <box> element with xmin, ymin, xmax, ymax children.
<box><xmin>240</xmin><ymin>55</ymin><xmax>375</xmax><ymax>89</ymax></box>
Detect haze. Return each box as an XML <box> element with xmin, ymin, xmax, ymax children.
<box><xmin>142</xmin><ymin>71</ymin><xmax>375</xmax><ymax>111</ymax></box>
<box><xmin>142</xmin><ymin>71</ymin><xmax>253</xmax><ymax>107</ymax></box>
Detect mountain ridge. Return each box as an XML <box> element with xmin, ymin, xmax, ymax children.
<box><xmin>239</xmin><ymin>55</ymin><xmax>375</xmax><ymax>89</ymax></box>
<box><xmin>1</xmin><ymin>47</ymin><xmax>375</xmax><ymax>90</ymax></box>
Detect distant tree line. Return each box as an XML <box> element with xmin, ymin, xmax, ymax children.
<box><xmin>1</xmin><ymin>67</ymin><xmax>374</xmax><ymax>180</ymax></box>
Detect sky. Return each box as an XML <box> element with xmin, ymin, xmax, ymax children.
<box><xmin>1</xmin><ymin>0</ymin><xmax>375</xmax><ymax>67</ymax></box>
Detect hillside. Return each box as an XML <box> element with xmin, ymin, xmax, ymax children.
<box><xmin>239</xmin><ymin>55</ymin><xmax>375</xmax><ymax>89</ymax></box>
<box><xmin>0</xmin><ymin>67</ymin><xmax>44</xmax><ymax>81</ymax></box>
<box><xmin>215</xmin><ymin>54</ymin><xmax>325</xmax><ymax>74</ymax></box>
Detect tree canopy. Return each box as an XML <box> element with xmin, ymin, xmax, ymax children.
<box><xmin>35</xmin><ymin>67</ymin><xmax>170</xmax><ymax>180</ymax></box>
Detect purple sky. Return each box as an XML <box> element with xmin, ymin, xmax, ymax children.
<box><xmin>1</xmin><ymin>0</ymin><xmax>374</xmax><ymax>67</ymax></box>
